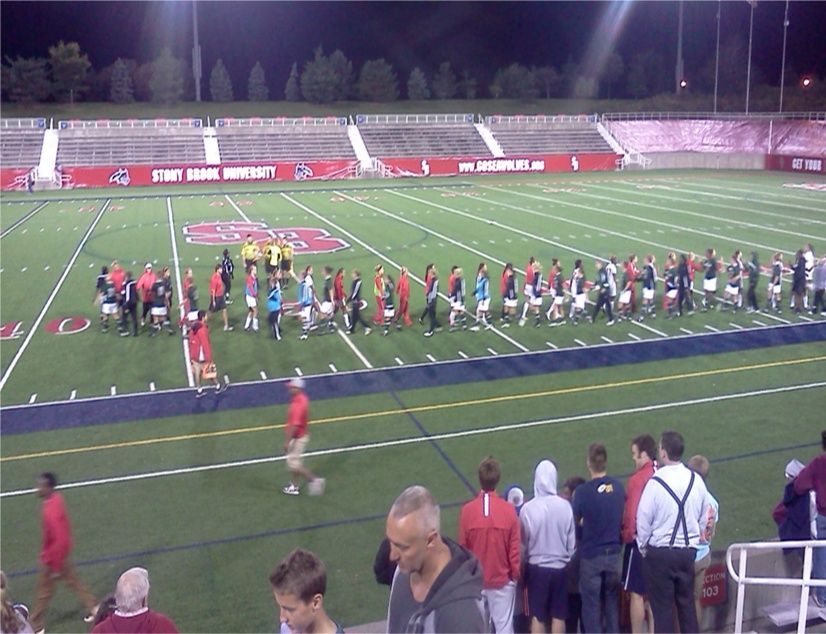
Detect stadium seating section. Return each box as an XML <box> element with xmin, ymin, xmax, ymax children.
<box><xmin>489</xmin><ymin>120</ymin><xmax>613</xmax><ymax>155</ymax></box>
<box><xmin>1</xmin><ymin>128</ymin><xmax>46</xmax><ymax>168</ymax></box>
<box><xmin>216</xmin><ymin>122</ymin><xmax>356</xmax><ymax>162</ymax></box>
<box><xmin>358</xmin><ymin>123</ymin><xmax>492</xmax><ymax>158</ymax></box>
<box><xmin>56</xmin><ymin>127</ymin><xmax>207</xmax><ymax>166</ymax></box>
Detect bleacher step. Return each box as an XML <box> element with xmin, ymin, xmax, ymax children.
<box><xmin>762</xmin><ymin>600</ymin><xmax>826</xmax><ymax>627</ymax></box>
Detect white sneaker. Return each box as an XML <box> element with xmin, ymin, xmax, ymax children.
<box><xmin>282</xmin><ymin>484</ymin><xmax>300</xmax><ymax>496</ymax></box>
<box><xmin>307</xmin><ymin>478</ymin><xmax>326</xmax><ymax>496</ymax></box>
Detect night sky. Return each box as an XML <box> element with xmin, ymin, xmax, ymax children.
<box><xmin>2</xmin><ymin>1</ymin><xmax>825</xmax><ymax>94</ymax></box>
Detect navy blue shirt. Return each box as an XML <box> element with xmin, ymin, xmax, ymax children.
<box><xmin>572</xmin><ymin>475</ymin><xmax>625</xmax><ymax>559</ymax></box>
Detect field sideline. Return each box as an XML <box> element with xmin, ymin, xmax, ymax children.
<box><xmin>1</xmin><ymin>168</ymin><xmax>825</xmax><ymax>632</ymax></box>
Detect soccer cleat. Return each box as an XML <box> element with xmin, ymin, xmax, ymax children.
<box><xmin>195</xmin><ymin>387</ymin><xmax>205</xmax><ymax>399</ymax></box>
<box><xmin>469</xmin><ymin>325</ymin><xmax>480</xmax><ymax>332</ymax></box>
<box><xmin>449</xmin><ymin>326</ymin><xmax>457</xmax><ymax>333</ymax></box>
<box><xmin>120</xmin><ymin>330</ymin><xmax>130</xmax><ymax>337</ymax></box>
<box><xmin>224</xmin><ymin>325</ymin><xmax>234</xmax><ymax>331</ymax></box>
<box><xmin>215</xmin><ymin>383</ymin><xmax>227</xmax><ymax>394</ymax></box>
<box><xmin>299</xmin><ymin>333</ymin><xmax>308</xmax><ymax>341</ymax></box>
<box><xmin>518</xmin><ymin>318</ymin><xmax>526</xmax><ymax>327</ymax></box>
<box><xmin>606</xmin><ymin>320</ymin><xmax>615</xmax><ymax>326</ymax></box>
<box><xmin>424</xmin><ymin>330</ymin><xmax>433</xmax><ymax>337</ymax></box>
<box><xmin>307</xmin><ymin>478</ymin><xmax>326</xmax><ymax>496</ymax></box>
<box><xmin>364</xmin><ymin>328</ymin><xmax>372</xmax><ymax>336</ymax></box>
<box><xmin>282</xmin><ymin>484</ymin><xmax>300</xmax><ymax>496</ymax></box>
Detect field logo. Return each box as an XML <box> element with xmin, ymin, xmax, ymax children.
<box><xmin>421</xmin><ymin>160</ymin><xmax>431</xmax><ymax>177</ymax></box>
<box><xmin>45</xmin><ymin>317</ymin><xmax>91</xmax><ymax>335</ymax></box>
<box><xmin>571</xmin><ymin>155</ymin><xmax>580</xmax><ymax>172</ymax></box>
<box><xmin>109</xmin><ymin>168</ymin><xmax>131</xmax><ymax>187</ymax></box>
<box><xmin>182</xmin><ymin>221</ymin><xmax>349</xmax><ymax>254</ymax></box>
<box><xmin>0</xmin><ymin>321</ymin><xmax>25</xmax><ymax>340</ymax></box>
<box><xmin>294</xmin><ymin>163</ymin><xmax>314</xmax><ymax>180</ymax></box>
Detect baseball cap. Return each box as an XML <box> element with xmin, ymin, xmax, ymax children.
<box><xmin>785</xmin><ymin>459</ymin><xmax>805</xmax><ymax>479</ymax></box>
<box><xmin>287</xmin><ymin>377</ymin><xmax>305</xmax><ymax>390</ymax></box>
<box><xmin>504</xmin><ymin>485</ymin><xmax>525</xmax><ymax>509</ymax></box>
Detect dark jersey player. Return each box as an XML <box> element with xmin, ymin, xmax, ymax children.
<box><xmin>150</xmin><ymin>277</ymin><xmax>173</xmax><ymax>335</ymax></box>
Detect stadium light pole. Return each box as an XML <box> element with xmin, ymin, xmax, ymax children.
<box><xmin>192</xmin><ymin>0</ymin><xmax>202</xmax><ymax>102</ymax></box>
<box><xmin>713</xmin><ymin>0</ymin><xmax>721</xmax><ymax>113</ymax></box>
<box><xmin>745</xmin><ymin>0</ymin><xmax>756</xmax><ymax>113</ymax></box>
<box><xmin>675</xmin><ymin>0</ymin><xmax>684</xmax><ymax>94</ymax></box>
<box><xmin>778</xmin><ymin>0</ymin><xmax>790</xmax><ymax>113</ymax></box>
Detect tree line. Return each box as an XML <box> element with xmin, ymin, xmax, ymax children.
<box><xmin>0</xmin><ymin>38</ymin><xmax>798</xmax><ymax>105</ymax></box>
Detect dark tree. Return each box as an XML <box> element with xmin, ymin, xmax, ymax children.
<box><xmin>357</xmin><ymin>58</ymin><xmax>399</xmax><ymax>102</ymax></box>
<box><xmin>407</xmin><ymin>67</ymin><xmax>430</xmax><ymax>100</ymax></box>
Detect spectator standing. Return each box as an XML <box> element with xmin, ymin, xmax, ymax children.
<box><xmin>29</xmin><ymin>473</ymin><xmax>98</xmax><ymax>633</ymax></box>
<box><xmin>793</xmin><ymin>430</ymin><xmax>826</xmax><ymax>606</ymax></box>
<box><xmin>636</xmin><ymin>431</ymin><xmax>710</xmax><ymax>634</ymax></box>
<box><xmin>386</xmin><ymin>485</ymin><xmax>488</xmax><ymax>633</ymax></box>
<box><xmin>119</xmin><ymin>271</ymin><xmax>139</xmax><ymax>337</ymax></box>
<box><xmin>281</xmin><ymin>378</ymin><xmax>324</xmax><ymax>497</ymax></box>
<box><xmin>687</xmin><ymin>455</ymin><xmax>719</xmax><ymax>625</ymax></box>
<box><xmin>572</xmin><ymin>444</ymin><xmax>625</xmax><ymax>634</ymax></box>
<box><xmin>561</xmin><ymin>476</ymin><xmax>586</xmax><ymax>634</ymax></box>
<box><xmin>269</xmin><ymin>549</ymin><xmax>342</xmax><ymax>634</ymax></box>
<box><xmin>622</xmin><ymin>435</ymin><xmax>657</xmax><ymax>634</ymax></box>
<box><xmin>220</xmin><ymin>248</ymin><xmax>235</xmax><ymax>303</ymax></box>
<box><xmin>811</xmin><ymin>256</ymin><xmax>826</xmax><ymax>316</ymax></box>
<box><xmin>773</xmin><ymin>459</ymin><xmax>814</xmax><ymax>559</ymax></box>
<box><xmin>136</xmin><ymin>263</ymin><xmax>156</xmax><ymax>329</ymax></box>
<box><xmin>188</xmin><ymin>311</ymin><xmax>224</xmax><ymax>397</ymax></box>
<box><xmin>459</xmin><ymin>457</ymin><xmax>521</xmax><ymax>634</ymax></box>
<box><xmin>520</xmin><ymin>460</ymin><xmax>576</xmax><ymax>634</ymax></box>
<box><xmin>91</xmin><ymin>567</ymin><xmax>178</xmax><ymax>633</ymax></box>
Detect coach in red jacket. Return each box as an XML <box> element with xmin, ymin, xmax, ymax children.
<box><xmin>459</xmin><ymin>457</ymin><xmax>521</xmax><ymax>634</ymax></box>
<box><xmin>30</xmin><ymin>472</ymin><xmax>98</xmax><ymax>632</ymax></box>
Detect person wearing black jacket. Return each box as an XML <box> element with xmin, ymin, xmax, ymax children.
<box><xmin>791</xmin><ymin>250</ymin><xmax>807</xmax><ymax>314</ymax></box>
<box><xmin>221</xmin><ymin>248</ymin><xmax>234</xmax><ymax>303</ymax></box>
<box><xmin>677</xmin><ymin>254</ymin><xmax>694</xmax><ymax>316</ymax></box>
<box><xmin>347</xmin><ymin>269</ymin><xmax>372</xmax><ymax>335</ymax></box>
<box><xmin>424</xmin><ymin>266</ymin><xmax>441</xmax><ymax>337</ymax></box>
<box><xmin>119</xmin><ymin>272</ymin><xmax>138</xmax><ymax>337</ymax></box>
<box><xmin>589</xmin><ymin>260</ymin><xmax>615</xmax><ymax>325</ymax></box>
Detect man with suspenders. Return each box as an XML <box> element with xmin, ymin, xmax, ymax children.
<box><xmin>636</xmin><ymin>430</ymin><xmax>710</xmax><ymax>634</ymax></box>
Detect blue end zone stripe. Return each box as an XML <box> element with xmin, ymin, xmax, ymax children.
<box><xmin>2</xmin><ymin>322</ymin><xmax>824</xmax><ymax>435</ymax></box>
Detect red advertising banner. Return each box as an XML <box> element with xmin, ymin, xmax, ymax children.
<box><xmin>0</xmin><ymin>167</ymin><xmax>34</xmax><ymax>190</ymax></box>
<box><xmin>42</xmin><ymin>160</ymin><xmax>358</xmax><ymax>190</ymax></box>
<box><xmin>765</xmin><ymin>154</ymin><xmax>826</xmax><ymax>174</ymax></box>
<box><xmin>380</xmin><ymin>153</ymin><xmax>619</xmax><ymax>177</ymax></box>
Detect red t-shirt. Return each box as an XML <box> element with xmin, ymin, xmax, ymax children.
<box><xmin>188</xmin><ymin>322</ymin><xmax>212</xmax><ymax>364</ymax></box>
<box><xmin>287</xmin><ymin>391</ymin><xmax>309</xmax><ymax>438</ymax></box>
<box><xmin>137</xmin><ymin>272</ymin><xmax>156</xmax><ymax>302</ymax></box>
<box><xmin>458</xmin><ymin>490</ymin><xmax>521</xmax><ymax>589</ymax></box>
<box><xmin>334</xmin><ymin>273</ymin><xmax>345</xmax><ymax>301</ymax></box>
<box><xmin>111</xmin><ymin>268</ymin><xmax>126</xmax><ymax>293</ymax></box>
<box><xmin>397</xmin><ymin>272</ymin><xmax>410</xmax><ymax>300</ymax></box>
<box><xmin>41</xmin><ymin>493</ymin><xmax>73</xmax><ymax>571</ymax></box>
<box><xmin>92</xmin><ymin>610</ymin><xmax>179</xmax><ymax>633</ymax></box>
<box><xmin>622</xmin><ymin>460</ymin><xmax>656</xmax><ymax>544</ymax></box>
<box><xmin>209</xmin><ymin>272</ymin><xmax>224</xmax><ymax>299</ymax></box>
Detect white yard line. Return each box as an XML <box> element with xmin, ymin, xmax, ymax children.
<box><xmin>627</xmin><ymin>332</ymin><xmax>642</xmax><ymax>341</ymax></box>
<box><xmin>600</xmin><ymin>336</ymin><xmax>614</xmax><ymax>344</ymax></box>
<box><xmin>1</xmin><ymin>201</ymin><xmax>49</xmax><ymax>239</ymax></box>
<box><xmin>679</xmin><ymin>327</ymin><xmax>694</xmax><ymax>335</ymax></box>
<box><xmin>336</xmin><ymin>329</ymin><xmax>373</xmax><ymax>368</ymax></box>
<box><xmin>761</xmin><ymin>311</ymin><xmax>791</xmax><ymax>325</ymax></box>
<box><xmin>752</xmin><ymin>319</ymin><xmax>768</xmax><ymax>327</ymax></box>
<box><xmin>663</xmin><ymin>178</ymin><xmax>826</xmax><ymax>211</ymax></box>
<box><xmin>704</xmin><ymin>325</ymin><xmax>720</xmax><ymax>333</ymax></box>
<box><xmin>0</xmin><ymin>200</ymin><xmax>110</xmax><ymax>392</ymax></box>
<box><xmin>457</xmin><ymin>351</ymin><xmax>469</xmax><ymax>359</ymax></box>
<box><xmin>294</xmin><ymin>367</ymin><xmax>303</xmax><ymax>376</ymax></box>
<box><xmin>225</xmin><ymin>194</ymin><xmax>253</xmax><ymax>222</ymax></box>
<box><xmin>395</xmin><ymin>356</ymin><xmax>405</xmax><ymax>365</ymax></box>
<box><xmin>729</xmin><ymin>322</ymin><xmax>744</xmax><ymax>330</ymax></box>
<box><xmin>632</xmin><ymin>320</ymin><xmax>668</xmax><ymax>338</ymax></box>
<box><xmin>166</xmin><ymin>197</ymin><xmax>194</xmax><ymax>388</ymax></box>
<box><xmin>5</xmin><ymin>380</ymin><xmax>824</xmax><ymax>498</ymax></box>
<box><xmin>426</xmin><ymin>353</ymin><xmax>437</xmax><ymax>362</ymax></box>
<box><xmin>574</xmin><ymin>338</ymin><xmax>588</xmax><ymax>347</ymax></box>
<box><xmin>329</xmin><ymin>364</ymin><xmax>338</xmax><ymax>373</ymax></box>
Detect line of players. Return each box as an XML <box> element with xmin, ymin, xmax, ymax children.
<box><xmin>94</xmin><ymin>240</ymin><xmax>823</xmax><ymax>342</ymax></box>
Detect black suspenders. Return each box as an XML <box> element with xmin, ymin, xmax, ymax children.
<box><xmin>652</xmin><ymin>471</ymin><xmax>696</xmax><ymax>547</ymax></box>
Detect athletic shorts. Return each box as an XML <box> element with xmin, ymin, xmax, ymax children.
<box><xmin>725</xmin><ymin>284</ymin><xmax>739</xmax><ymax>296</ymax></box>
<box><xmin>245</xmin><ymin>295</ymin><xmax>257</xmax><ymax>309</ymax></box>
<box><xmin>622</xmin><ymin>542</ymin><xmax>647</xmax><ymax>595</ymax></box>
<box><xmin>187</xmin><ymin>310</ymin><xmax>199</xmax><ymax>322</ymax></box>
<box><xmin>477</xmin><ymin>298</ymin><xmax>490</xmax><ymax>312</ymax></box>
<box><xmin>554</xmin><ymin>296</ymin><xmax>564</xmax><ymax>306</ymax></box>
<box><xmin>504</xmin><ymin>298</ymin><xmax>518</xmax><ymax>309</ymax></box>
<box><xmin>320</xmin><ymin>301</ymin><xmax>333</xmax><ymax>315</ymax></box>
<box><xmin>703</xmin><ymin>278</ymin><xmax>717</xmax><ymax>293</ymax></box>
<box><xmin>642</xmin><ymin>288</ymin><xmax>655</xmax><ymax>301</ymax></box>
<box><xmin>101</xmin><ymin>302</ymin><xmax>118</xmax><ymax>315</ymax></box>
<box><xmin>286</xmin><ymin>435</ymin><xmax>309</xmax><ymax>470</ymax></box>
<box><xmin>526</xmin><ymin>564</ymin><xmax>568</xmax><ymax>622</ymax></box>
<box><xmin>530</xmin><ymin>296</ymin><xmax>543</xmax><ymax>307</ymax></box>
<box><xmin>281</xmin><ymin>259</ymin><xmax>292</xmax><ymax>272</ymax></box>
<box><xmin>619</xmin><ymin>290</ymin><xmax>632</xmax><ymax>305</ymax></box>
<box><xmin>384</xmin><ymin>308</ymin><xmax>395</xmax><ymax>319</ymax></box>
<box><xmin>451</xmin><ymin>303</ymin><xmax>465</xmax><ymax>313</ymax></box>
<box><xmin>524</xmin><ymin>284</ymin><xmax>533</xmax><ymax>297</ymax></box>
<box><xmin>773</xmin><ymin>284</ymin><xmax>782</xmax><ymax>295</ymax></box>
<box><xmin>300</xmin><ymin>305</ymin><xmax>313</xmax><ymax>322</ymax></box>
<box><xmin>150</xmin><ymin>306</ymin><xmax>167</xmax><ymax>317</ymax></box>
<box><xmin>574</xmin><ymin>294</ymin><xmax>586</xmax><ymax>310</ymax></box>
<box><xmin>211</xmin><ymin>296</ymin><xmax>226</xmax><ymax>312</ymax></box>
<box><xmin>666</xmin><ymin>289</ymin><xmax>678</xmax><ymax>300</ymax></box>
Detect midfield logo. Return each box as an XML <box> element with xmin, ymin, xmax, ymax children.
<box><xmin>182</xmin><ymin>222</ymin><xmax>350</xmax><ymax>254</ymax></box>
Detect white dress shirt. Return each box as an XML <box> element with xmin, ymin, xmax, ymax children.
<box><xmin>636</xmin><ymin>462</ymin><xmax>710</xmax><ymax>551</ymax></box>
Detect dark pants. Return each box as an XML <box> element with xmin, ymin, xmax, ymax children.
<box><xmin>813</xmin><ymin>289</ymin><xmax>825</xmax><ymax>313</ymax></box>
<box><xmin>268</xmin><ymin>309</ymin><xmax>281</xmax><ymax>339</ymax></box>
<box><xmin>349</xmin><ymin>303</ymin><xmax>371</xmax><ymax>332</ymax></box>
<box><xmin>121</xmin><ymin>303</ymin><xmax>138</xmax><ymax>335</ymax></box>
<box><xmin>222</xmin><ymin>273</ymin><xmax>232</xmax><ymax>298</ymax></box>
<box><xmin>747</xmin><ymin>282</ymin><xmax>759</xmax><ymax>310</ymax></box>
<box><xmin>426</xmin><ymin>300</ymin><xmax>439</xmax><ymax>333</ymax></box>
<box><xmin>678</xmin><ymin>283</ymin><xmax>693</xmax><ymax>314</ymax></box>
<box><xmin>579</xmin><ymin>551</ymin><xmax>620</xmax><ymax>633</ymax></box>
<box><xmin>592</xmin><ymin>292</ymin><xmax>614</xmax><ymax>322</ymax></box>
<box><xmin>141</xmin><ymin>301</ymin><xmax>152</xmax><ymax>323</ymax></box>
<box><xmin>642</xmin><ymin>547</ymin><xmax>698</xmax><ymax>634</ymax></box>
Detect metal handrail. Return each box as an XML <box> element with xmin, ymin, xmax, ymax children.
<box><xmin>726</xmin><ymin>540</ymin><xmax>826</xmax><ymax>634</ymax></box>
<box><xmin>601</xmin><ymin>111</ymin><xmax>826</xmax><ymax>122</ymax></box>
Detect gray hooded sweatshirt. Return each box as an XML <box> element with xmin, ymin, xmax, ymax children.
<box><xmin>386</xmin><ymin>536</ymin><xmax>489</xmax><ymax>633</ymax></box>
<box><xmin>519</xmin><ymin>460</ymin><xmax>577</xmax><ymax>568</ymax></box>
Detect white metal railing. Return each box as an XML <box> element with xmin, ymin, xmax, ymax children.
<box><xmin>727</xmin><ymin>540</ymin><xmax>826</xmax><ymax>634</ymax></box>
<box><xmin>485</xmin><ymin>114</ymin><xmax>597</xmax><ymax>125</ymax></box>
<box><xmin>214</xmin><ymin>116</ymin><xmax>346</xmax><ymax>127</ymax></box>
<box><xmin>601</xmin><ymin>111</ymin><xmax>826</xmax><ymax>122</ymax></box>
<box><xmin>356</xmin><ymin>113</ymin><xmax>474</xmax><ymax>125</ymax></box>
<box><xmin>0</xmin><ymin>117</ymin><xmax>47</xmax><ymax>129</ymax></box>
<box><xmin>58</xmin><ymin>118</ymin><xmax>203</xmax><ymax>130</ymax></box>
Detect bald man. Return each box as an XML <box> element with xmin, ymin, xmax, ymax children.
<box><xmin>385</xmin><ymin>485</ymin><xmax>489</xmax><ymax>633</ymax></box>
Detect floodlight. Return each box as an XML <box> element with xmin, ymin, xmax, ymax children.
<box><xmin>801</xmin><ymin>76</ymin><xmax>812</xmax><ymax>88</ymax></box>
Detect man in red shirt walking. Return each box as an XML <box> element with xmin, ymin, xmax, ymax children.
<box><xmin>282</xmin><ymin>378</ymin><xmax>325</xmax><ymax>497</ymax></box>
<box><xmin>459</xmin><ymin>457</ymin><xmax>521</xmax><ymax>634</ymax></box>
<box><xmin>622</xmin><ymin>434</ymin><xmax>657</xmax><ymax>633</ymax></box>
<box><xmin>30</xmin><ymin>472</ymin><xmax>98</xmax><ymax>632</ymax></box>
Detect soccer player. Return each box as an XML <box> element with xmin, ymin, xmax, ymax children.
<box><xmin>333</xmin><ymin>267</ymin><xmax>350</xmax><ymax>330</ymax></box>
<box><xmin>617</xmin><ymin>259</ymin><xmax>633</xmax><ymax>321</ymax></box>
<box><xmin>545</xmin><ymin>259</ymin><xmax>565</xmax><ymax>325</ymax></box>
<box><xmin>209</xmin><ymin>263</ymin><xmax>233</xmax><ymax>331</ymax></box>
<box><xmin>161</xmin><ymin>266</ymin><xmax>175</xmax><ymax>331</ymax></box>
<box><xmin>119</xmin><ymin>271</ymin><xmax>138</xmax><ymax>337</ymax></box>
<box><xmin>569</xmin><ymin>259</ymin><xmax>586</xmax><ymax>325</ymax></box>
<box><xmin>722</xmin><ymin>251</ymin><xmax>742</xmax><ymax>313</ymax></box>
<box><xmin>298</xmin><ymin>266</ymin><xmax>317</xmax><ymax>340</ymax></box>
<box><xmin>471</xmin><ymin>262</ymin><xmax>491</xmax><ymax>330</ymax></box>
<box><xmin>449</xmin><ymin>267</ymin><xmax>467</xmax><ymax>331</ymax></box>
<box><xmin>677</xmin><ymin>254</ymin><xmax>693</xmax><ymax>316</ymax></box>
<box><xmin>241</xmin><ymin>234</ymin><xmax>259</xmax><ymax>270</ymax></box>
<box><xmin>606</xmin><ymin>255</ymin><xmax>618</xmax><ymax>313</ymax></box>
<box><xmin>768</xmin><ymin>252</ymin><xmax>783</xmax><ymax>313</ymax></box>
<box><xmin>266</xmin><ymin>273</ymin><xmax>283</xmax><ymax>341</ymax></box>
<box><xmin>136</xmin><ymin>263</ymin><xmax>156</xmax><ymax>329</ymax></box>
<box><xmin>791</xmin><ymin>249</ymin><xmax>807</xmax><ymax>314</ymax></box>
<box><xmin>189</xmin><ymin>311</ymin><xmax>224</xmax><ymax>397</ymax></box>
<box><xmin>803</xmin><ymin>243</ymin><xmax>815</xmax><ymax>310</ymax></box>
<box><xmin>640</xmin><ymin>255</ymin><xmax>657</xmax><ymax>320</ymax></box>
<box><xmin>280</xmin><ymin>238</ymin><xmax>294</xmax><ymax>289</ymax></box>
<box><xmin>269</xmin><ymin>238</ymin><xmax>283</xmax><ymax>279</ymax></box>
<box><xmin>663</xmin><ymin>254</ymin><xmax>679</xmax><ymax>318</ymax></box>
<box><xmin>98</xmin><ymin>271</ymin><xmax>118</xmax><ymax>332</ymax></box>
<box><xmin>263</xmin><ymin>239</ymin><xmax>275</xmax><ymax>277</ymax></box>
<box><xmin>519</xmin><ymin>257</ymin><xmax>538</xmax><ymax>324</ymax></box>
<box><xmin>419</xmin><ymin>263</ymin><xmax>435</xmax><ymax>325</ymax></box>
<box><xmin>244</xmin><ymin>264</ymin><xmax>260</xmax><ymax>332</ymax></box>
<box><xmin>110</xmin><ymin>260</ymin><xmax>125</xmax><ymax>323</ymax></box>
<box><xmin>701</xmin><ymin>248</ymin><xmax>719</xmax><ymax>311</ymax></box>
<box><xmin>178</xmin><ymin>267</ymin><xmax>199</xmax><ymax>335</ymax></box>
<box><xmin>220</xmin><ymin>248</ymin><xmax>235</xmax><ymax>303</ymax></box>
<box><xmin>93</xmin><ymin>264</ymin><xmax>108</xmax><ymax>305</ymax></box>
<box><xmin>382</xmin><ymin>274</ymin><xmax>396</xmax><ymax>336</ymax></box>
<box><xmin>520</xmin><ymin>261</ymin><xmax>543</xmax><ymax>327</ymax></box>
<box><xmin>423</xmin><ymin>265</ymin><xmax>440</xmax><ymax>337</ymax></box>
<box><xmin>373</xmin><ymin>265</ymin><xmax>385</xmax><ymax>326</ymax></box>
<box><xmin>149</xmin><ymin>274</ymin><xmax>172</xmax><ymax>335</ymax></box>
<box><xmin>394</xmin><ymin>266</ymin><xmax>413</xmax><ymax>329</ymax></box>
<box><xmin>626</xmin><ymin>255</ymin><xmax>640</xmax><ymax>315</ymax></box>
<box><xmin>319</xmin><ymin>266</ymin><xmax>335</xmax><ymax>333</ymax></box>
<box><xmin>347</xmin><ymin>269</ymin><xmax>372</xmax><ymax>335</ymax></box>
<box><xmin>746</xmin><ymin>252</ymin><xmax>760</xmax><ymax>313</ymax></box>
<box><xmin>282</xmin><ymin>377</ymin><xmax>325</xmax><ymax>496</ymax></box>
<box><xmin>590</xmin><ymin>259</ymin><xmax>615</xmax><ymax>325</ymax></box>
<box><xmin>501</xmin><ymin>263</ymin><xmax>518</xmax><ymax>327</ymax></box>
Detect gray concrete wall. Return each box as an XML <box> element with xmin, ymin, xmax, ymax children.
<box><xmin>646</xmin><ymin>152</ymin><xmax>765</xmax><ymax>171</ymax></box>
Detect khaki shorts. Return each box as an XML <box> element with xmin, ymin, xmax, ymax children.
<box><xmin>286</xmin><ymin>435</ymin><xmax>310</xmax><ymax>470</ymax></box>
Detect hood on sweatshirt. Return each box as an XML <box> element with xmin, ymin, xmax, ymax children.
<box><xmin>533</xmin><ymin>460</ymin><xmax>558</xmax><ymax>497</ymax></box>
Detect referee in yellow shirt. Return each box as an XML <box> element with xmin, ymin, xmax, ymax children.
<box><xmin>241</xmin><ymin>235</ymin><xmax>260</xmax><ymax>270</ymax></box>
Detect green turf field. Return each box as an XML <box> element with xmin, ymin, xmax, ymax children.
<box><xmin>1</xmin><ymin>169</ymin><xmax>825</xmax><ymax>632</ymax></box>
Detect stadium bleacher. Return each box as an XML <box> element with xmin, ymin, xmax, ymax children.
<box><xmin>56</xmin><ymin>120</ymin><xmax>206</xmax><ymax>166</ymax></box>
<box><xmin>215</xmin><ymin>117</ymin><xmax>356</xmax><ymax>162</ymax></box>
<box><xmin>357</xmin><ymin>114</ymin><xmax>492</xmax><ymax>158</ymax></box>
<box><xmin>0</xmin><ymin>118</ymin><xmax>47</xmax><ymax>168</ymax></box>
<box><xmin>487</xmin><ymin>115</ymin><xmax>613</xmax><ymax>155</ymax></box>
